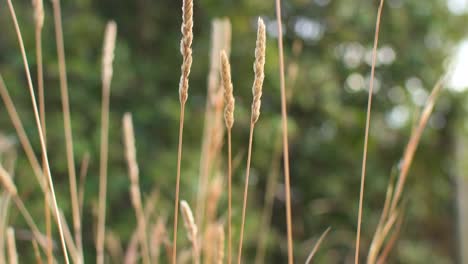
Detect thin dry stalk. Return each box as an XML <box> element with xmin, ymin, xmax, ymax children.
<box><xmin>389</xmin><ymin>78</ymin><xmax>444</xmax><ymax>213</ymax></box>
<box><xmin>123</xmin><ymin>113</ymin><xmax>151</xmax><ymax>264</ymax></box>
<box><xmin>96</xmin><ymin>21</ymin><xmax>117</xmax><ymax>264</ymax></box>
<box><xmin>274</xmin><ymin>1</ymin><xmax>294</xmax><ymax>262</ymax></box>
<box><xmin>367</xmin><ymin>172</ymin><xmax>396</xmax><ymax>263</ymax></box>
<box><xmin>375</xmin><ymin>212</ymin><xmax>404</xmax><ymax>264</ymax></box>
<box><xmin>173</xmin><ymin>1</ymin><xmax>193</xmax><ymax>263</ymax></box>
<box><xmin>78</xmin><ymin>152</ymin><xmax>90</xmax><ymax>217</ymax></box>
<box><xmin>254</xmin><ymin>134</ymin><xmax>282</xmax><ymax>264</ymax></box>
<box><xmin>5</xmin><ymin>2</ymin><xmax>70</xmax><ymax>262</ymax></box>
<box><xmin>50</xmin><ymin>0</ymin><xmax>82</xmax><ymax>260</ymax></box>
<box><xmin>32</xmin><ymin>4</ymin><xmax>49</xmax><ymax>253</ymax></box>
<box><xmin>305</xmin><ymin>227</ymin><xmax>331</xmax><ymax>264</ymax></box>
<box><xmin>237</xmin><ymin>18</ymin><xmax>266</xmax><ymax>264</ymax></box>
<box><xmin>44</xmin><ymin>194</ymin><xmax>53</xmax><ymax>264</ymax></box>
<box><xmin>368</xmin><ymin>78</ymin><xmax>443</xmax><ymax>264</ymax></box>
<box><xmin>221</xmin><ymin>49</ymin><xmax>235</xmax><ymax>264</ymax></box>
<box><xmin>0</xmin><ymin>150</ymin><xmax>16</xmax><ymax>264</ymax></box>
<box><xmin>32</xmin><ymin>240</ymin><xmax>43</xmax><ymax>264</ymax></box>
<box><xmin>255</xmin><ymin>47</ymin><xmax>300</xmax><ymax>264</ymax></box>
<box><xmin>0</xmin><ymin>76</ymin><xmax>46</xmax><ymax>192</ymax></box>
<box><xmin>33</xmin><ymin>0</ymin><xmax>45</xmax><ymax>139</ymax></box>
<box><xmin>6</xmin><ymin>228</ymin><xmax>17</xmax><ymax>264</ymax></box>
<box><xmin>180</xmin><ymin>201</ymin><xmax>199</xmax><ymax>264</ymax></box>
<box><xmin>0</xmin><ymin>76</ymin><xmax>54</xmax><ymax>264</ymax></box>
<box><xmin>355</xmin><ymin>0</ymin><xmax>385</xmax><ymax>263</ymax></box>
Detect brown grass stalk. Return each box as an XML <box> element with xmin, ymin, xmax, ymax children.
<box><xmin>32</xmin><ymin>240</ymin><xmax>43</xmax><ymax>264</ymax></box>
<box><xmin>50</xmin><ymin>0</ymin><xmax>84</xmax><ymax>260</ymax></box>
<box><xmin>6</xmin><ymin>228</ymin><xmax>17</xmax><ymax>264</ymax></box>
<box><xmin>44</xmin><ymin>193</ymin><xmax>53</xmax><ymax>264</ymax></box>
<box><xmin>96</xmin><ymin>21</ymin><xmax>117</xmax><ymax>264</ymax></box>
<box><xmin>32</xmin><ymin>1</ymin><xmax>52</xmax><ymax>262</ymax></box>
<box><xmin>305</xmin><ymin>227</ymin><xmax>331</xmax><ymax>264</ymax></box>
<box><xmin>0</xmin><ymin>76</ymin><xmax>67</xmax><ymax>263</ymax></box>
<box><xmin>274</xmin><ymin>1</ymin><xmax>294</xmax><ymax>262</ymax></box>
<box><xmin>6</xmin><ymin>1</ymin><xmax>70</xmax><ymax>262</ymax></box>
<box><xmin>180</xmin><ymin>200</ymin><xmax>199</xmax><ymax>264</ymax></box>
<box><xmin>123</xmin><ymin>113</ymin><xmax>151</xmax><ymax>264</ymax></box>
<box><xmin>367</xmin><ymin>78</ymin><xmax>443</xmax><ymax>263</ymax></box>
<box><xmin>78</xmin><ymin>152</ymin><xmax>90</xmax><ymax>217</ymax></box>
<box><xmin>375</xmin><ymin>212</ymin><xmax>404</xmax><ymax>264</ymax></box>
<box><xmin>237</xmin><ymin>17</ymin><xmax>266</xmax><ymax>264</ymax></box>
<box><xmin>173</xmin><ymin>0</ymin><xmax>193</xmax><ymax>263</ymax></box>
<box><xmin>389</xmin><ymin>78</ymin><xmax>444</xmax><ymax>213</ymax></box>
<box><xmin>221</xmin><ymin>50</ymin><xmax>234</xmax><ymax>264</ymax></box>
<box><xmin>355</xmin><ymin>0</ymin><xmax>385</xmax><ymax>263</ymax></box>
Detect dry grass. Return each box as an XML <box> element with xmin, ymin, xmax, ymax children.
<box><xmin>50</xmin><ymin>0</ymin><xmax>82</xmax><ymax>260</ymax></box>
<box><xmin>305</xmin><ymin>227</ymin><xmax>331</xmax><ymax>264</ymax></box>
<box><xmin>173</xmin><ymin>0</ymin><xmax>194</xmax><ymax>263</ymax></box>
<box><xmin>355</xmin><ymin>0</ymin><xmax>385</xmax><ymax>262</ymax></box>
<box><xmin>96</xmin><ymin>21</ymin><xmax>117</xmax><ymax>264</ymax></box>
<box><xmin>274</xmin><ymin>0</ymin><xmax>295</xmax><ymax>262</ymax></box>
<box><xmin>6</xmin><ymin>1</ymin><xmax>70</xmax><ymax>262</ymax></box>
<box><xmin>237</xmin><ymin>17</ymin><xmax>266</xmax><ymax>264</ymax></box>
<box><xmin>123</xmin><ymin>113</ymin><xmax>151</xmax><ymax>264</ymax></box>
<box><xmin>367</xmin><ymin>78</ymin><xmax>444</xmax><ymax>264</ymax></box>
<box><xmin>221</xmin><ymin>50</ymin><xmax>234</xmax><ymax>264</ymax></box>
<box><xmin>0</xmin><ymin>0</ymin><xmax>450</xmax><ymax>262</ymax></box>
<box><xmin>180</xmin><ymin>200</ymin><xmax>199</xmax><ymax>264</ymax></box>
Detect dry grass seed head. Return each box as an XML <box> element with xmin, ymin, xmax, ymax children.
<box><xmin>102</xmin><ymin>21</ymin><xmax>117</xmax><ymax>89</ymax></box>
<box><xmin>178</xmin><ymin>0</ymin><xmax>194</xmax><ymax>104</ymax></box>
<box><xmin>221</xmin><ymin>50</ymin><xmax>235</xmax><ymax>129</ymax></box>
<box><xmin>251</xmin><ymin>18</ymin><xmax>266</xmax><ymax>124</ymax></box>
<box><xmin>180</xmin><ymin>200</ymin><xmax>197</xmax><ymax>243</ymax></box>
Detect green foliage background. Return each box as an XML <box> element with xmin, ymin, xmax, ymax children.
<box><xmin>1</xmin><ymin>0</ymin><xmax>468</xmax><ymax>263</ymax></box>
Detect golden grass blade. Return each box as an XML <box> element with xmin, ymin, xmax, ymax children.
<box><xmin>237</xmin><ymin>18</ymin><xmax>266</xmax><ymax>264</ymax></box>
<box><xmin>305</xmin><ymin>227</ymin><xmax>331</xmax><ymax>264</ymax></box>
<box><xmin>355</xmin><ymin>1</ymin><xmax>385</xmax><ymax>263</ymax></box>
<box><xmin>5</xmin><ymin>1</ymin><xmax>70</xmax><ymax>262</ymax></box>
<box><xmin>96</xmin><ymin>21</ymin><xmax>118</xmax><ymax>264</ymax></box>
<box><xmin>274</xmin><ymin>1</ymin><xmax>295</xmax><ymax>262</ymax></box>
<box><xmin>173</xmin><ymin>0</ymin><xmax>193</xmax><ymax>263</ymax></box>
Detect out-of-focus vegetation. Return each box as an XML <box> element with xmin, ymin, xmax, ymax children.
<box><xmin>1</xmin><ymin>0</ymin><xmax>468</xmax><ymax>263</ymax></box>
